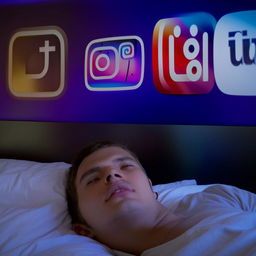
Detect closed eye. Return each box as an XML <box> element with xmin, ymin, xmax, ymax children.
<box><xmin>87</xmin><ymin>177</ymin><xmax>100</xmax><ymax>185</ymax></box>
<box><xmin>121</xmin><ymin>164</ymin><xmax>134</xmax><ymax>170</ymax></box>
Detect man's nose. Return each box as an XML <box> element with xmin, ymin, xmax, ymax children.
<box><xmin>105</xmin><ymin>168</ymin><xmax>123</xmax><ymax>183</ymax></box>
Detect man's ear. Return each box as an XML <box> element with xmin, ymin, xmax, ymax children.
<box><xmin>148</xmin><ymin>178</ymin><xmax>153</xmax><ymax>188</ymax></box>
<box><xmin>72</xmin><ymin>223</ymin><xmax>95</xmax><ymax>238</ymax></box>
<box><xmin>148</xmin><ymin>179</ymin><xmax>158</xmax><ymax>199</ymax></box>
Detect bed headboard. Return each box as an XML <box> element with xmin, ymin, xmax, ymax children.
<box><xmin>0</xmin><ymin>120</ymin><xmax>255</xmax><ymax>193</ymax></box>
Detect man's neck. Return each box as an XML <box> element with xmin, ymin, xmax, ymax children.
<box><xmin>96</xmin><ymin>202</ymin><xmax>184</xmax><ymax>255</ymax></box>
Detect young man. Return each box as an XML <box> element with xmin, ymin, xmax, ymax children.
<box><xmin>66</xmin><ymin>141</ymin><xmax>256</xmax><ymax>256</ymax></box>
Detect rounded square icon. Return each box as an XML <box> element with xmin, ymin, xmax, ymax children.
<box><xmin>84</xmin><ymin>36</ymin><xmax>145</xmax><ymax>91</ymax></box>
<box><xmin>214</xmin><ymin>10</ymin><xmax>256</xmax><ymax>96</ymax></box>
<box><xmin>90</xmin><ymin>46</ymin><xmax>119</xmax><ymax>80</ymax></box>
<box><xmin>8</xmin><ymin>26</ymin><xmax>67</xmax><ymax>98</ymax></box>
<box><xmin>152</xmin><ymin>12</ymin><xmax>216</xmax><ymax>95</ymax></box>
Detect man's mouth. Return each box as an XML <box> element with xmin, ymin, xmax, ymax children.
<box><xmin>105</xmin><ymin>182</ymin><xmax>134</xmax><ymax>202</ymax></box>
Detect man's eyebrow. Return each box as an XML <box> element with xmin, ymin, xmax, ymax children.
<box><xmin>79</xmin><ymin>156</ymin><xmax>136</xmax><ymax>184</ymax></box>
<box><xmin>114</xmin><ymin>156</ymin><xmax>136</xmax><ymax>163</ymax></box>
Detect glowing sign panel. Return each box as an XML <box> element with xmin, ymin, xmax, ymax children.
<box><xmin>84</xmin><ymin>36</ymin><xmax>144</xmax><ymax>91</ymax></box>
<box><xmin>214</xmin><ymin>10</ymin><xmax>256</xmax><ymax>95</ymax></box>
<box><xmin>152</xmin><ymin>12</ymin><xmax>216</xmax><ymax>95</ymax></box>
<box><xmin>8</xmin><ymin>26</ymin><xmax>66</xmax><ymax>98</ymax></box>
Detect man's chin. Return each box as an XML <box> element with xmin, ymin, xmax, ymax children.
<box><xmin>108</xmin><ymin>197</ymin><xmax>143</xmax><ymax>213</ymax></box>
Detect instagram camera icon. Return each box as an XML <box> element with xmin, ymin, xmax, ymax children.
<box><xmin>8</xmin><ymin>26</ymin><xmax>66</xmax><ymax>98</ymax></box>
<box><xmin>85</xmin><ymin>36</ymin><xmax>144</xmax><ymax>91</ymax></box>
<box><xmin>152</xmin><ymin>12</ymin><xmax>216</xmax><ymax>94</ymax></box>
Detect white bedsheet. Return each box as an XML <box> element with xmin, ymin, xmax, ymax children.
<box><xmin>115</xmin><ymin>185</ymin><xmax>256</xmax><ymax>256</ymax></box>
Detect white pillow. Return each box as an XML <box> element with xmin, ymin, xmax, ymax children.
<box><xmin>154</xmin><ymin>180</ymin><xmax>210</xmax><ymax>208</ymax></box>
<box><xmin>0</xmin><ymin>159</ymin><xmax>208</xmax><ymax>256</ymax></box>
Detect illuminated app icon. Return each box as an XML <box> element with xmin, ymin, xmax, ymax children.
<box><xmin>8</xmin><ymin>26</ymin><xmax>66</xmax><ymax>98</ymax></box>
<box><xmin>214</xmin><ymin>10</ymin><xmax>256</xmax><ymax>95</ymax></box>
<box><xmin>152</xmin><ymin>12</ymin><xmax>216</xmax><ymax>94</ymax></box>
<box><xmin>85</xmin><ymin>36</ymin><xmax>144</xmax><ymax>91</ymax></box>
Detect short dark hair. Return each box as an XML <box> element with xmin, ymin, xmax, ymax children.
<box><xmin>66</xmin><ymin>140</ymin><xmax>142</xmax><ymax>225</ymax></box>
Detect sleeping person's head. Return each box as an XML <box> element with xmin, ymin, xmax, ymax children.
<box><xmin>66</xmin><ymin>140</ymin><xmax>256</xmax><ymax>256</ymax></box>
<box><xmin>66</xmin><ymin>141</ymin><xmax>158</xmax><ymax>241</ymax></box>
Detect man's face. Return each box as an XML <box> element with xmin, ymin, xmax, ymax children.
<box><xmin>75</xmin><ymin>146</ymin><xmax>155</xmax><ymax>235</ymax></box>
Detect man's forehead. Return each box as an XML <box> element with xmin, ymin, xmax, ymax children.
<box><xmin>77</xmin><ymin>146</ymin><xmax>135</xmax><ymax>175</ymax></box>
